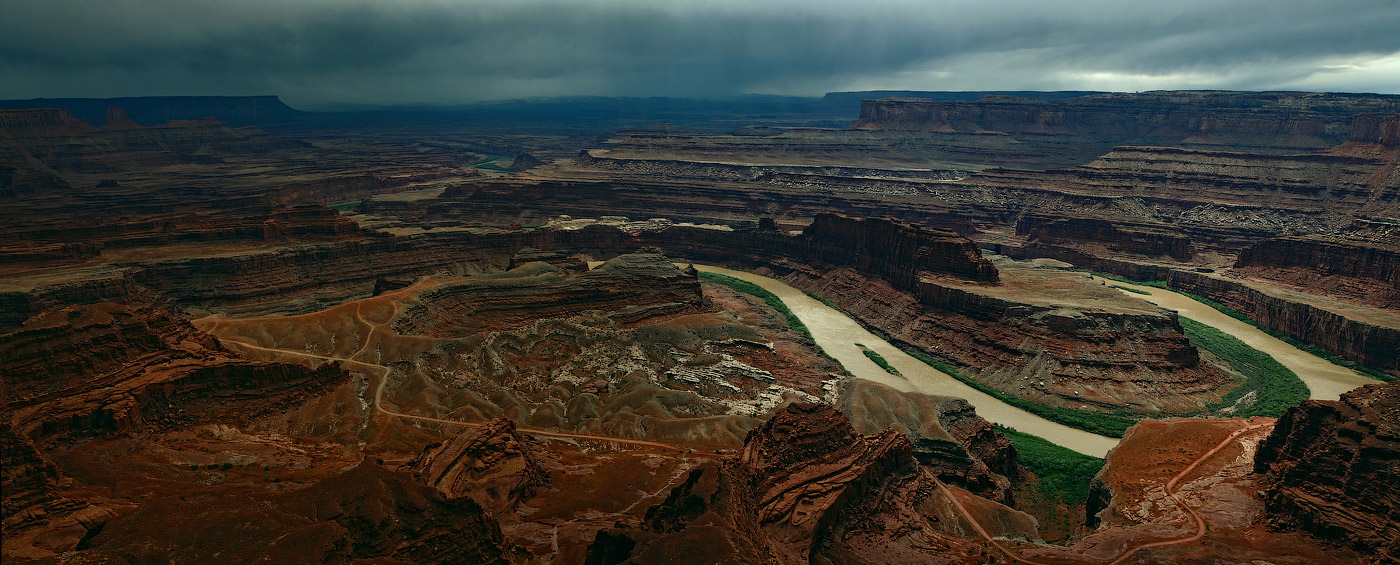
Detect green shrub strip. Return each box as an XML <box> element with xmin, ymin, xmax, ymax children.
<box><xmin>860</xmin><ymin>348</ymin><xmax>901</xmax><ymax>375</ymax></box>
<box><xmin>1094</xmin><ymin>272</ymin><xmax>1392</xmax><ymax>381</ymax></box>
<box><xmin>1109</xmin><ymin>284</ymin><xmax>1151</xmax><ymax>295</ymax></box>
<box><xmin>906</xmin><ymin>351</ymin><xmax>1137</xmax><ymax>438</ymax></box>
<box><xmin>1179</xmin><ymin>316</ymin><xmax>1310</xmax><ymax>416</ymax></box>
<box><xmin>995</xmin><ymin>424</ymin><xmax>1105</xmax><ymax>505</ymax></box>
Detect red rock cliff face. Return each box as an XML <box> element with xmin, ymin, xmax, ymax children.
<box><xmin>1349</xmin><ymin>114</ymin><xmax>1400</xmax><ymax>146</ymax></box>
<box><xmin>1016</xmin><ymin>214</ymin><xmax>1195</xmax><ymax>261</ymax></box>
<box><xmin>1254</xmin><ymin>381</ymin><xmax>1400</xmax><ymax>559</ymax></box>
<box><xmin>802</xmin><ymin>213</ymin><xmax>999</xmax><ymax>285</ymax></box>
<box><xmin>1234</xmin><ymin>233</ymin><xmax>1400</xmax><ymax>308</ymax></box>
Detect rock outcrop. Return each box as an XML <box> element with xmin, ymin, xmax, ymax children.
<box><xmin>1254</xmin><ymin>381</ymin><xmax>1400</xmax><ymax>559</ymax></box>
<box><xmin>0</xmin><ymin>424</ymin><xmax>112</xmax><ymax>559</ymax></box>
<box><xmin>75</xmin><ymin>462</ymin><xmax>517</xmax><ymax>563</ymax></box>
<box><xmin>840</xmin><ymin>380</ymin><xmax>1020</xmax><ymax>505</ymax></box>
<box><xmin>589</xmin><ymin>402</ymin><xmax>1037</xmax><ymax>564</ymax></box>
<box><xmin>784</xmin><ymin>264</ymin><xmax>1227</xmax><ymax>413</ymax></box>
<box><xmin>0</xmin><ymin>303</ymin><xmax>351</xmax><ymax>439</ymax></box>
<box><xmin>409</xmin><ymin>417</ymin><xmax>549</xmax><ymax>513</ymax></box>
<box><xmin>1017</xmin><ymin>213</ymin><xmax>1195</xmax><ymax>261</ymax></box>
<box><xmin>394</xmin><ymin>249</ymin><xmax>704</xmax><ymax>337</ymax></box>
<box><xmin>801</xmin><ymin>213</ymin><xmax>998</xmax><ymax>284</ymax></box>
<box><xmin>993</xmin><ymin>243</ymin><xmax>1400</xmax><ymax>379</ymax></box>
<box><xmin>1349</xmin><ymin>114</ymin><xmax>1400</xmax><ymax>146</ymax></box>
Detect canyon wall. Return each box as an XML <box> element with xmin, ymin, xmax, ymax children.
<box><xmin>1233</xmin><ymin>232</ymin><xmax>1400</xmax><ymax>308</ymax></box>
<box><xmin>1016</xmin><ymin>214</ymin><xmax>1195</xmax><ymax>261</ymax></box>
<box><xmin>992</xmin><ymin>243</ymin><xmax>1400</xmax><ymax>378</ymax></box>
<box><xmin>850</xmin><ymin>91</ymin><xmax>1400</xmax><ymax>153</ymax></box>
<box><xmin>1254</xmin><ymin>381</ymin><xmax>1400</xmax><ymax>559</ymax></box>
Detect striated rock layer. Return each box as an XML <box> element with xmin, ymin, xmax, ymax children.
<box><xmin>394</xmin><ymin>249</ymin><xmax>705</xmax><ymax>337</ymax></box>
<box><xmin>588</xmin><ymin>402</ymin><xmax>1037</xmax><ymax>564</ymax></box>
<box><xmin>0</xmin><ymin>302</ymin><xmax>351</xmax><ymax>440</ymax></box>
<box><xmin>1254</xmin><ymin>381</ymin><xmax>1400</xmax><ymax>560</ymax></box>
<box><xmin>1234</xmin><ymin>225</ymin><xmax>1400</xmax><ymax>310</ymax></box>
<box><xmin>850</xmin><ymin>91</ymin><xmax>1400</xmax><ymax>154</ymax></box>
<box><xmin>0</xmin><ymin>213</ymin><xmax>996</xmax><ymax>331</ymax></box>
<box><xmin>1016</xmin><ymin>213</ymin><xmax>1195</xmax><ymax>261</ymax></box>
<box><xmin>409</xmin><ymin>417</ymin><xmax>549</xmax><ymax>513</ymax></box>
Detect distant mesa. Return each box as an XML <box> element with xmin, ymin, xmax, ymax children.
<box><xmin>100</xmin><ymin>107</ymin><xmax>141</xmax><ymax>130</ymax></box>
<box><xmin>0</xmin><ymin>95</ymin><xmax>302</xmax><ymax>128</ymax></box>
<box><xmin>509</xmin><ymin>152</ymin><xmax>544</xmax><ymax>171</ymax></box>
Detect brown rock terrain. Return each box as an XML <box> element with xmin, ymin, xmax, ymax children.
<box><xmin>1254</xmin><ymin>381</ymin><xmax>1400</xmax><ymax>560</ymax></box>
<box><xmin>409</xmin><ymin>417</ymin><xmax>549</xmax><ymax>513</ymax></box>
<box><xmin>68</xmin><ymin>462</ymin><xmax>518</xmax><ymax>563</ymax></box>
<box><xmin>194</xmin><ymin>248</ymin><xmax>834</xmax><ymax>448</ymax></box>
<box><xmin>588</xmin><ymin>402</ymin><xmax>1038</xmax><ymax>564</ymax></box>
<box><xmin>0</xmin><ymin>302</ymin><xmax>351</xmax><ymax>439</ymax></box>
<box><xmin>1016</xmin><ymin>418</ymin><xmax>1358</xmax><ymax>564</ymax></box>
<box><xmin>1234</xmin><ymin>221</ymin><xmax>1400</xmax><ymax>309</ymax></box>
<box><xmin>0</xmin><ymin>425</ymin><xmax>112</xmax><ymax>560</ymax></box>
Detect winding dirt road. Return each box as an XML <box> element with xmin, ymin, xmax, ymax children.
<box><xmin>203</xmin><ymin>289</ymin><xmax>711</xmax><ymax>455</ymax></box>
<box><xmin>936</xmin><ymin>420</ymin><xmax>1274</xmax><ymax>565</ymax></box>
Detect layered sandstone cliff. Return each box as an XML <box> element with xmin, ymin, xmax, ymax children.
<box><xmin>1234</xmin><ymin>226</ymin><xmax>1400</xmax><ymax>309</ymax></box>
<box><xmin>1254</xmin><ymin>382</ymin><xmax>1400</xmax><ymax>560</ymax></box>
<box><xmin>1017</xmin><ymin>213</ymin><xmax>1195</xmax><ymax>261</ymax></box>
<box><xmin>801</xmin><ymin>213</ymin><xmax>998</xmax><ymax>284</ymax></box>
<box><xmin>0</xmin><ymin>303</ymin><xmax>350</xmax><ymax>439</ymax></box>
<box><xmin>849</xmin><ymin>91</ymin><xmax>1400</xmax><ymax>154</ymax></box>
<box><xmin>587</xmin><ymin>402</ymin><xmax>1037</xmax><ymax>564</ymax></box>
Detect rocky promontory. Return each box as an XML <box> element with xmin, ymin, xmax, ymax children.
<box><xmin>1254</xmin><ymin>381</ymin><xmax>1400</xmax><ymax>560</ymax></box>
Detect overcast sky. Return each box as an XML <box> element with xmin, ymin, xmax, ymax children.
<box><xmin>3</xmin><ymin>0</ymin><xmax>1398</xmax><ymax>108</ymax></box>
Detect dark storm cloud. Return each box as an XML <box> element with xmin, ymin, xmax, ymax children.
<box><xmin>2</xmin><ymin>0</ymin><xmax>1398</xmax><ymax>107</ymax></box>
